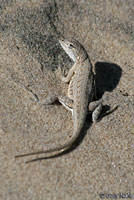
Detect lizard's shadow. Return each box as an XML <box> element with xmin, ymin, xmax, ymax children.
<box><xmin>79</xmin><ymin>62</ymin><xmax>122</xmax><ymax>144</ymax></box>
<box><xmin>26</xmin><ymin>62</ymin><xmax>122</xmax><ymax>163</ymax></box>
<box><xmin>95</xmin><ymin>62</ymin><xmax>122</xmax><ymax>98</ymax></box>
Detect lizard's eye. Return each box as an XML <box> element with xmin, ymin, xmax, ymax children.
<box><xmin>69</xmin><ymin>44</ymin><xmax>74</xmax><ymax>49</ymax></box>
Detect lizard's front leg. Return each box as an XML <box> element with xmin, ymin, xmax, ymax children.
<box><xmin>61</xmin><ymin>63</ymin><xmax>76</xmax><ymax>83</ymax></box>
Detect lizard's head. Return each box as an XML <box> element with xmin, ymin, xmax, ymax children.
<box><xmin>59</xmin><ymin>38</ymin><xmax>88</xmax><ymax>62</ymax></box>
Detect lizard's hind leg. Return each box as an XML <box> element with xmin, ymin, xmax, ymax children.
<box><xmin>89</xmin><ymin>99</ymin><xmax>103</xmax><ymax>123</ymax></box>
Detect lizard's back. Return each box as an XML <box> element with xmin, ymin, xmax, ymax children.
<box><xmin>71</xmin><ymin>58</ymin><xmax>94</xmax><ymax>132</ymax></box>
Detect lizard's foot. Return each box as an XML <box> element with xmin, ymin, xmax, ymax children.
<box><xmin>56</xmin><ymin>65</ymin><xmax>68</xmax><ymax>82</ymax></box>
<box><xmin>42</xmin><ymin>95</ymin><xmax>58</xmax><ymax>105</ymax></box>
<box><xmin>89</xmin><ymin>99</ymin><xmax>103</xmax><ymax>123</ymax></box>
<box><xmin>100</xmin><ymin>105</ymin><xmax>118</xmax><ymax>119</ymax></box>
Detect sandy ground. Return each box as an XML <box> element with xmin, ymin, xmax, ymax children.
<box><xmin>0</xmin><ymin>0</ymin><xmax>134</xmax><ymax>199</ymax></box>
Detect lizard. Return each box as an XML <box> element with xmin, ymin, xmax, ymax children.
<box><xmin>15</xmin><ymin>38</ymin><xmax>103</xmax><ymax>163</ymax></box>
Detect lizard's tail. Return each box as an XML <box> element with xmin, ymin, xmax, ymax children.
<box><xmin>15</xmin><ymin>128</ymin><xmax>81</xmax><ymax>160</ymax></box>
